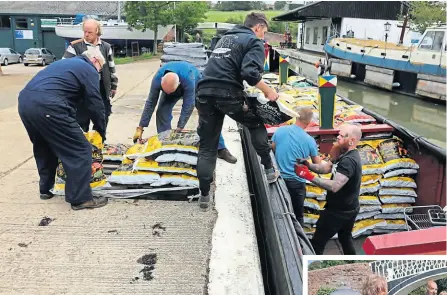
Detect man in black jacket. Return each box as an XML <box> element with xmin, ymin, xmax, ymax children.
<box><xmin>196</xmin><ymin>12</ymin><xmax>280</xmax><ymax>210</ymax></box>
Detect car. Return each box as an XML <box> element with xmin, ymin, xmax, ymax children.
<box><xmin>23</xmin><ymin>48</ymin><xmax>56</xmax><ymax>66</ymax></box>
<box><xmin>0</xmin><ymin>48</ymin><xmax>23</xmax><ymax>66</ymax></box>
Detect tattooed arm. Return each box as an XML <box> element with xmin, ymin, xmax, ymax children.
<box><xmin>309</xmin><ymin>172</ymin><xmax>349</xmax><ymax>193</ymax></box>
<box><xmin>307</xmin><ymin>161</ymin><xmax>333</xmax><ymax>174</ymax></box>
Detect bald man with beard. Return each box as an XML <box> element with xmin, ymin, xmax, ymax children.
<box><xmin>295</xmin><ymin>123</ymin><xmax>363</xmax><ymax>254</ymax></box>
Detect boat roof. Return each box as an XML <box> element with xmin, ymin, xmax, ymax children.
<box><xmin>0</xmin><ymin>1</ymin><xmax>121</xmax><ymax>16</ymax></box>
<box><xmin>272</xmin><ymin>1</ymin><xmax>410</xmax><ymax>22</ymax></box>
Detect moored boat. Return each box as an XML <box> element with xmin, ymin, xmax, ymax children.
<box><xmin>324</xmin><ymin>26</ymin><xmax>446</xmax><ymax>102</ymax></box>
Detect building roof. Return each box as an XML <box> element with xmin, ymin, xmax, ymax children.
<box><xmin>272</xmin><ymin>1</ymin><xmax>410</xmax><ymax>22</ymax></box>
<box><xmin>0</xmin><ymin>1</ymin><xmax>122</xmax><ymax>16</ymax></box>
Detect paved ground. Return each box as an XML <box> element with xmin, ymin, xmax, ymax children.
<box><xmin>0</xmin><ymin>59</ymin><xmax>263</xmax><ymax>294</ymax></box>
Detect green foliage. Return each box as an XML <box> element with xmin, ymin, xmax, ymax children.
<box><xmin>274</xmin><ymin>1</ymin><xmax>287</xmax><ymax>10</ymax></box>
<box><xmin>173</xmin><ymin>1</ymin><xmax>209</xmax><ymax>42</ymax></box>
<box><xmin>317</xmin><ymin>286</ymin><xmax>337</xmax><ymax>295</ymax></box>
<box><xmin>124</xmin><ymin>1</ymin><xmax>173</xmax><ymax>54</ymax></box>
<box><xmin>409</xmin><ymin>286</ymin><xmax>425</xmax><ymax>295</ymax></box>
<box><xmin>308</xmin><ymin>260</ymin><xmax>372</xmax><ymax>271</ymax></box>
<box><xmin>205</xmin><ymin>10</ymin><xmax>284</xmax><ymax>23</ymax></box>
<box><xmin>409</xmin><ymin>278</ymin><xmax>447</xmax><ymax>294</ymax></box>
<box><xmin>224</xmin><ymin>16</ymin><xmax>245</xmax><ymax>25</ymax></box>
<box><xmin>404</xmin><ymin>1</ymin><xmax>446</xmax><ymax>33</ymax></box>
<box><xmin>215</xmin><ymin>1</ymin><xmax>258</xmax><ymax>11</ymax></box>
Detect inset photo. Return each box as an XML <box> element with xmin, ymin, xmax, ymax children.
<box><xmin>304</xmin><ymin>258</ymin><xmax>447</xmax><ymax>295</ymax></box>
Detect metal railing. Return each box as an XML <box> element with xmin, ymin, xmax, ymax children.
<box><xmin>370</xmin><ymin>260</ymin><xmax>447</xmax><ymax>281</ymax></box>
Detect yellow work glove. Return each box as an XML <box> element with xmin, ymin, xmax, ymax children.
<box><xmin>133</xmin><ymin>127</ymin><xmax>144</xmax><ymax>143</ymax></box>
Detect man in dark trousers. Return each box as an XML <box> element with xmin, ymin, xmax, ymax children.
<box><xmin>18</xmin><ymin>49</ymin><xmax>108</xmax><ymax>210</ymax></box>
<box><xmin>195</xmin><ymin>12</ymin><xmax>280</xmax><ymax>210</ymax></box>
<box><xmin>295</xmin><ymin>123</ymin><xmax>362</xmax><ymax>254</ymax></box>
<box><xmin>271</xmin><ymin>108</ymin><xmax>321</xmax><ymax>227</ymax></box>
<box><xmin>132</xmin><ymin>61</ymin><xmax>237</xmax><ymax>164</ymax></box>
<box><xmin>63</xmin><ymin>18</ymin><xmax>118</xmax><ymax>134</ymax></box>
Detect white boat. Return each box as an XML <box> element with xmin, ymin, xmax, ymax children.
<box><xmin>324</xmin><ymin>26</ymin><xmax>446</xmax><ymax>102</ymax></box>
<box><xmin>55</xmin><ymin>16</ymin><xmax>173</xmax><ymax>52</ymax></box>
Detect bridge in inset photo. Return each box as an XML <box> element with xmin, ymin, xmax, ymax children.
<box><xmin>370</xmin><ymin>260</ymin><xmax>447</xmax><ymax>295</ymax></box>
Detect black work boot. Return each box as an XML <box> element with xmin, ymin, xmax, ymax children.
<box><xmin>71</xmin><ymin>196</ymin><xmax>108</xmax><ymax>210</ymax></box>
<box><xmin>217</xmin><ymin>148</ymin><xmax>237</xmax><ymax>164</ymax></box>
<box><xmin>199</xmin><ymin>192</ymin><xmax>213</xmax><ymax>211</ymax></box>
<box><xmin>40</xmin><ymin>192</ymin><xmax>55</xmax><ymax>200</ymax></box>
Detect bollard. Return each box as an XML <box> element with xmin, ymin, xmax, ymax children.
<box><xmin>264</xmin><ymin>41</ymin><xmax>270</xmax><ymax>72</ymax></box>
<box><xmin>318</xmin><ymin>75</ymin><xmax>337</xmax><ymax>129</ymax></box>
<box><xmin>279</xmin><ymin>54</ymin><xmax>289</xmax><ymax>85</ymax></box>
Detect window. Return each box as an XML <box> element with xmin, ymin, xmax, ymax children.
<box><xmin>9</xmin><ymin>49</ymin><xmax>17</xmax><ymax>54</ymax></box>
<box><xmin>419</xmin><ymin>31</ymin><xmax>444</xmax><ymax>51</ymax></box>
<box><xmin>432</xmin><ymin>31</ymin><xmax>444</xmax><ymax>51</ymax></box>
<box><xmin>305</xmin><ymin>28</ymin><xmax>310</xmax><ymax>44</ymax></box>
<box><xmin>0</xmin><ymin>16</ymin><xmax>11</xmax><ymax>28</ymax></box>
<box><xmin>15</xmin><ymin>17</ymin><xmax>28</xmax><ymax>29</ymax></box>
<box><xmin>322</xmin><ymin>26</ymin><xmax>328</xmax><ymax>45</ymax></box>
<box><xmin>313</xmin><ymin>27</ymin><xmax>318</xmax><ymax>45</ymax></box>
<box><xmin>419</xmin><ymin>31</ymin><xmax>434</xmax><ymax>49</ymax></box>
<box><xmin>25</xmin><ymin>49</ymin><xmax>39</xmax><ymax>55</ymax></box>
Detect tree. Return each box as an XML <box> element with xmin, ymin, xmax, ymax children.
<box><xmin>172</xmin><ymin>1</ymin><xmax>208</xmax><ymax>42</ymax></box>
<box><xmin>217</xmin><ymin>1</ymin><xmax>253</xmax><ymax>11</ymax></box>
<box><xmin>252</xmin><ymin>1</ymin><xmax>267</xmax><ymax>10</ymax></box>
<box><xmin>274</xmin><ymin>1</ymin><xmax>287</xmax><ymax>10</ymax></box>
<box><xmin>124</xmin><ymin>1</ymin><xmax>174</xmax><ymax>54</ymax></box>
<box><xmin>405</xmin><ymin>1</ymin><xmax>446</xmax><ymax>33</ymax></box>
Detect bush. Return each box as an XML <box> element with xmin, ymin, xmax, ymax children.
<box><xmin>225</xmin><ymin>16</ymin><xmax>244</xmax><ymax>25</ymax></box>
<box><xmin>317</xmin><ymin>287</ymin><xmax>337</xmax><ymax>295</ymax></box>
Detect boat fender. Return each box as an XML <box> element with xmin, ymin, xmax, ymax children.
<box><xmin>350</xmin><ymin>74</ymin><xmax>356</xmax><ymax>79</ymax></box>
<box><xmin>392</xmin><ymin>82</ymin><xmax>400</xmax><ymax>88</ymax></box>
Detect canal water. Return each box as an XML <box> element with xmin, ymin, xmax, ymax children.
<box><xmin>289</xmin><ymin>60</ymin><xmax>446</xmax><ymax>149</ymax></box>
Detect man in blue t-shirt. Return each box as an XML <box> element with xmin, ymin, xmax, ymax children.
<box><xmin>271</xmin><ymin>107</ymin><xmax>321</xmax><ymax>226</ymax></box>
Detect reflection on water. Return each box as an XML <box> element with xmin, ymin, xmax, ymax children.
<box><xmin>290</xmin><ymin>61</ymin><xmax>446</xmax><ymax>149</ymax></box>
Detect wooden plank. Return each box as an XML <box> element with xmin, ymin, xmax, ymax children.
<box><xmin>365</xmin><ymin>65</ymin><xmax>395</xmax><ymax>75</ymax></box>
<box><xmin>417</xmin><ymin>73</ymin><xmax>446</xmax><ymax>84</ymax></box>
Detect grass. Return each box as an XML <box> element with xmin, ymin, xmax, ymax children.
<box><xmin>205</xmin><ymin>10</ymin><xmax>285</xmax><ymax>22</ymax></box>
<box><xmin>114</xmin><ymin>53</ymin><xmax>154</xmax><ymax>65</ymax></box>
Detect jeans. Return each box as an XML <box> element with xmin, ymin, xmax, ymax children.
<box><xmin>311</xmin><ymin>207</ymin><xmax>360</xmax><ymax>255</ymax></box>
<box><xmin>284</xmin><ymin>179</ymin><xmax>306</xmax><ymax>227</ymax></box>
<box><xmin>156</xmin><ymin>93</ymin><xmax>227</xmax><ymax>151</ymax></box>
<box><xmin>196</xmin><ymin>92</ymin><xmax>272</xmax><ymax>196</ymax></box>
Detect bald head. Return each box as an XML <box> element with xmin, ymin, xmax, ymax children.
<box><xmin>337</xmin><ymin>123</ymin><xmax>362</xmax><ymax>151</ymax></box>
<box><xmin>297</xmin><ymin>107</ymin><xmax>314</xmax><ymax>124</ymax></box>
<box><xmin>426</xmin><ymin>280</ymin><xmax>438</xmax><ymax>295</ymax></box>
<box><xmin>83</xmin><ymin>19</ymin><xmax>102</xmax><ymax>44</ymax></box>
<box><xmin>161</xmin><ymin>72</ymin><xmax>180</xmax><ymax>94</ymax></box>
<box><xmin>346</xmin><ymin>124</ymin><xmax>362</xmax><ymax>142</ymax></box>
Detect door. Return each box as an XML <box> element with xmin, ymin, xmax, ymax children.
<box><xmin>42</xmin><ymin>31</ymin><xmax>66</xmax><ymax>60</ymax></box>
<box><xmin>41</xmin><ymin>48</ymin><xmax>51</xmax><ymax>63</ymax></box>
<box><xmin>9</xmin><ymin>48</ymin><xmax>19</xmax><ymax>63</ymax></box>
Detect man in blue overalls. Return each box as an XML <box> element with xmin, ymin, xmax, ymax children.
<box><xmin>18</xmin><ymin>49</ymin><xmax>108</xmax><ymax>210</ymax></box>
<box><xmin>133</xmin><ymin>61</ymin><xmax>237</xmax><ymax>164</ymax></box>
